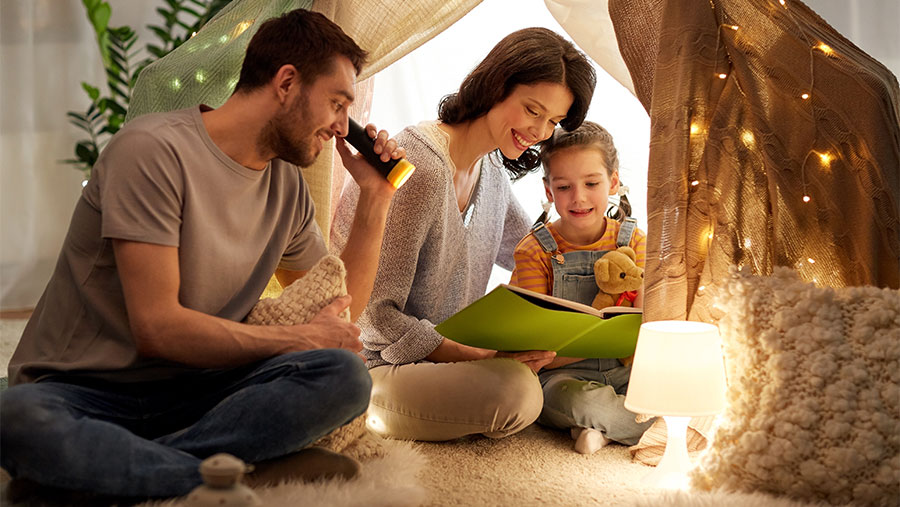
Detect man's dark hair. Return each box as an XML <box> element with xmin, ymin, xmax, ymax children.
<box><xmin>438</xmin><ymin>27</ymin><xmax>596</xmax><ymax>180</ymax></box>
<box><xmin>234</xmin><ymin>9</ymin><xmax>368</xmax><ymax>93</ymax></box>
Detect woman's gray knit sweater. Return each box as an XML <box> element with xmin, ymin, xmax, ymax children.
<box><xmin>331</xmin><ymin>122</ymin><xmax>531</xmax><ymax>368</ymax></box>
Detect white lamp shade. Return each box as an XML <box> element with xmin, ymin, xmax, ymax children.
<box><xmin>624</xmin><ymin>320</ymin><xmax>726</xmax><ymax>417</ymax></box>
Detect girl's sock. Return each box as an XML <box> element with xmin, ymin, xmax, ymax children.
<box><xmin>570</xmin><ymin>427</ymin><xmax>610</xmax><ymax>455</ymax></box>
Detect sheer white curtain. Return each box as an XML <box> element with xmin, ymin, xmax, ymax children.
<box><xmin>0</xmin><ymin>1</ymin><xmax>157</xmax><ymax>310</ymax></box>
<box><xmin>1</xmin><ymin>0</ymin><xmax>897</xmax><ymax>311</ymax></box>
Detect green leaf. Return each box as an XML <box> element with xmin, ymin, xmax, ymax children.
<box><xmin>75</xmin><ymin>141</ymin><xmax>99</xmax><ymax>166</ymax></box>
<box><xmin>107</xmin><ymin>83</ymin><xmax>128</xmax><ymax>101</ymax></box>
<box><xmin>147</xmin><ymin>25</ymin><xmax>173</xmax><ymax>43</ymax></box>
<box><xmin>84</xmin><ymin>0</ymin><xmax>110</xmax><ymax>34</ymax></box>
<box><xmin>67</xmin><ymin>117</ymin><xmax>91</xmax><ymax>132</ymax></box>
<box><xmin>106</xmin><ymin>101</ymin><xmax>127</xmax><ymax>116</ymax></box>
<box><xmin>147</xmin><ymin>45</ymin><xmax>167</xmax><ymax>58</ymax></box>
<box><xmin>108</xmin><ymin>115</ymin><xmax>125</xmax><ymax>129</ymax></box>
<box><xmin>156</xmin><ymin>7</ymin><xmax>176</xmax><ymax>24</ymax></box>
<box><xmin>179</xmin><ymin>5</ymin><xmax>202</xmax><ymax>18</ymax></box>
<box><xmin>81</xmin><ymin>82</ymin><xmax>101</xmax><ymax>101</ymax></box>
<box><xmin>96</xmin><ymin>31</ymin><xmax>112</xmax><ymax>67</ymax></box>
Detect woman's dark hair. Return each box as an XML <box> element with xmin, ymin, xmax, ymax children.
<box><xmin>235</xmin><ymin>9</ymin><xmax>368</xmax><ymax>92</ymax></box>
<box><xmin>540</xmin><ymin>121</ymin><xmax>631</xmax><ymax>221</ymax></box>
<box><xmin>438</xmin><ymin>27</ymin><xmax>596</xmax><ymax>180</ymax></box>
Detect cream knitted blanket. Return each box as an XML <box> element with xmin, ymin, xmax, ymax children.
<box><xmin>245</xmin><ymin>255</ymin><xmax>385</xmax><ymax>460</ymax></box>
<box><xmin>692</xmin><ymin>267</ymin><xmax>899</xmax><ymax>506</ymax></box>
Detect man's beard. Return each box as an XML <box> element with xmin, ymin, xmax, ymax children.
<box><xmin>262</xmin><ymin>93</ymin><xmax>321</xmax><ymax>168</ymax></box>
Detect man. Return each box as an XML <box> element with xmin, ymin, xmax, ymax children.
<box><xmin>0</xmin><ymin>9</ymin><xmax>402</xmax><ymax>502</ymax></box>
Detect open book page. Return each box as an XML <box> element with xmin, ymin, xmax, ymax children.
<box><xmin>435</xmin><ymin>284</ymin><xmax>642</xmax><ymax>357</ymax></box>
<box><xmin>502</xmin><ymin>284</ymin><xmax>642</xmax><ymax>319</ymax></box>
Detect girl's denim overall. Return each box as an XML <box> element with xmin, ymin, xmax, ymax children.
<box><xmin>532</xmin><ymin>218</ymin><xmax>653</xmax><ymax>445</ymax></box>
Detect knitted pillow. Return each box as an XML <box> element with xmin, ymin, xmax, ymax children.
<box><xmin>245</xmin><ymin>255</ymin><xmax>384</xmax><ymax>460</ymax></box>
<box><xmin>691</xmin><ymin>267</ymin><xmax>899</xmax><ymax>506</ymax></box>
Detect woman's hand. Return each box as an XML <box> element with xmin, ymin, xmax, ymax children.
<box><xmin>495</xmin><ymin>350</ymin><xmax>556</xmax><ymax>373</ymax></box>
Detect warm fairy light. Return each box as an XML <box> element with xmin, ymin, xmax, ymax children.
<box><xmin>801</xmin><ymin>93</ymin><xmax>810</xmax><ymax>100</ymax></box>
<box><xmin>740</xmin><ymin>130</ymin><xmax>755</xmax><ymax>147</ymax></box>
<box><xmin>700</xmin><ymin>226</ymin><xmax>714</xmax><ymax>246</ymax></box>
<box><xmin>743</xmin><ymin>238</ymin><xmax>752</xmax><ymax>248</ymax></box>
<box><xmin>717</xmin><ymin>73</ymin><xmax>728</xmax><ymax>79</ymax></box>
<box><xmin>730</xmin><ymin>25</ymin><xmax>739</xmax><ymax>30</ymax></box>
<box><xmin>815</xmin><ymin>43</ymin><xmax>834</xmax><ymax>55</ymax></box>
<box><xmin>691</xmin><ymin>180</ymin><xmax>700</xmax><ymax>187</ymax></box>
<box><xmin>690</xmin><ymin>123</ymin><xmax>701</xmax><ymax>135</ymax></box>
<box><xmin>698</xmin><ymin>285</ymin><xmax>706</xmax><ymax>292</ymax></box>
<box><xmin>807</xmin><ymin>258</ymin><xmax>816</xmax><ymax>264</ymax></box>
<box><xmin>802</xmin><ymin>195</ymin><xmax>811</xmax><ymax>202</ymax></box>
<box><xmin>818</xmin><ymin>152</ymin><xmax>833</xmax><ymax>165</ymax></box>
<box><xmin>234</xmin><ymin>20</ymin><xmax>253</xmax><ymax>37</ymax></box>
<box><xmin>779</xmin><ymin>0</ymin><xmax>786</xmax><ymax>5</ymax></box>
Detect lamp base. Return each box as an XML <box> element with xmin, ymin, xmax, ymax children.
<box><xmin>641</xmin><ymin>416</ymin><xmax>692</xmax><ymax>490</ymax></box>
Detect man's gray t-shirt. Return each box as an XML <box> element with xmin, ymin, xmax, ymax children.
<box><xmin>9</xmin><ymin>106</ymin><xmax>327</xmax><ymax>384</ymax></box>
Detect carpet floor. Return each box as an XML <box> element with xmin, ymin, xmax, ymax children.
<box><xmin>0</xmin><ymin>319</ymin><xmax>830</xmax><ymax>506</ymax></box>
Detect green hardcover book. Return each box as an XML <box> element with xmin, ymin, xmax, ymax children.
<box><xmin>435</xmin><ymin>284</ymin><xmax>642</xmax><ymax>358</ymax></box>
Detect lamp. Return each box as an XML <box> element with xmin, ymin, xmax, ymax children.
<box><xmin>624</xmin><ymin>320</ymin><xmax>727</xmax><ymax>489</ymax></box>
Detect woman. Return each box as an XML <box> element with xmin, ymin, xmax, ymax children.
<box><xmin>331</xmin><ymin>27</ymin><xmax>596</xmax><ymax>441</ymax></box>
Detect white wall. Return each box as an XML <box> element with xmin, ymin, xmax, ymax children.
<box><xmin>0</xmin><ymin>1</ymin><xmax>158</xmax><ymax>310</ymax></box>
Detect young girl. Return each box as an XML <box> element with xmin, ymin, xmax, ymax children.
<box><xmin>509</xmin><ymin>121</ymin><xmax>654</xmax><ymax>454</ymax></box>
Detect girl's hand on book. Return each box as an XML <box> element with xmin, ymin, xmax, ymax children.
<box><xmin>495</xmin><ymin>350</ymin><xmax>556</xmax><ymax>373</ymax></box>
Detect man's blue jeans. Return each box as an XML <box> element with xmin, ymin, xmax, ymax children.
<box><xmin>0</xmin><ymin>349</ymin><xmax>371</xmax><ymax>498</ymax></box>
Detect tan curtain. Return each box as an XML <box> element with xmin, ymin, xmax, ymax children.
<box><xmin>309</xmin><ymin>0</ymin><xmax>483</xmax><ymax>240</ymax></box>
<box><xmin>608</xmin><ymin>0</ymin><xmax>900</xmax><ymax>322</ymax></box>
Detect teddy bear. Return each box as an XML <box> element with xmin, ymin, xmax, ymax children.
<box><xmin>591</xmin><ymin>246</ymin><xmax>644</xmax><ymax>310</ymax></box>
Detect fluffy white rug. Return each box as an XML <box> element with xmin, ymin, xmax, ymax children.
<box><xmin>144</xmin><ymin>440</ymin><xmax>427</xmax><ymax>507</ymax></box>
<box><xmin>631</xmin><ymin>490</ymin><xmax>835</xmax><ymax>507</ymax></box>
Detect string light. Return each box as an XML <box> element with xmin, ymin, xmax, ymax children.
<box><xmin>740</xmin><ymin>130</ymin><xmax>755</xmax><ymax>147</ymax></box>
<box><xmin>743</xmin><ymin>238</ymin><xmax>752</xmax><ymax>248</ymax></box>
<box><xmin>717</xmin><ymin>73</ymin><xmax>728</xmax><ymax>79</ymax></box>
<box><xmin>690</xmin><ymin>123</ymin><xmax>702</xmax><ymax>135</ymax></box>
<box><xmin>807</xmin><ymin>258</ymin><xmax>815</xmax><ymax>264</ymax></box>
<box><xmin>817</xmin><ymin>152</ymin><xmax>833</xmax><ymax>165</ymax></box>
<box><xmin>800</xmin><ymin>92</ymin><xmax>810</xmax><ymax>100</ymax></box>
<box><xmin>730</xmin><ymin>25</ymin><xmax>739</xmax><ymax>30</ymax></box>
<box><xmin>691</xmin><ymin>180</ymin><xmax>700</xmax><ymax>187</ymax></box>
<box><xmin>779</xmin><ymin>0</ymin><xmax>785</xmax><ymax>5</ymax></box>
<box><xmin>802</xmin><ymin>195</ymin><xmax>811</xmax><ymax>203</ymax></box>
<box><xmin>815</xmin><ymin>43</ymin><xmax>834</xmax><ymax>56</ymax></box>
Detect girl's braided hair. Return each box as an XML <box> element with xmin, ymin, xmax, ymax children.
<box><xmin>539</xmin><ymin>121</ymin><xmax>631</xmax><ymax>221</ymax></box>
